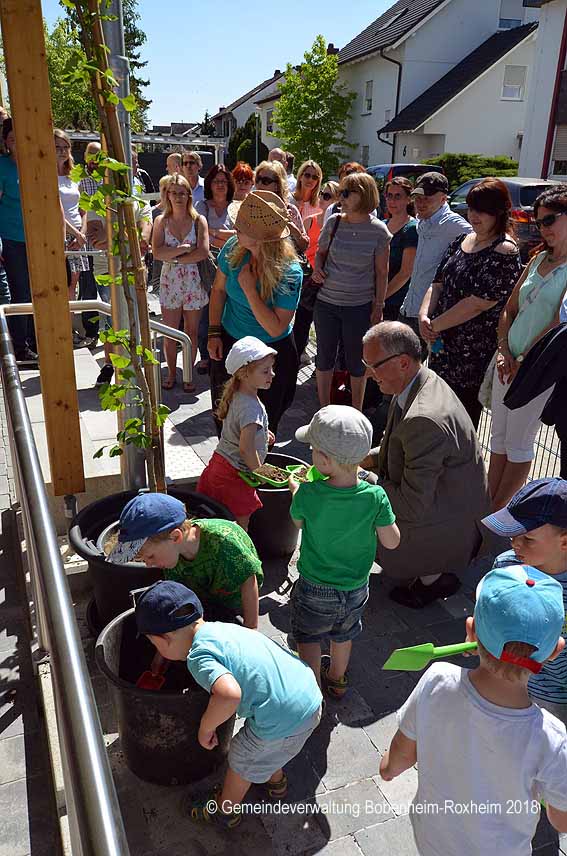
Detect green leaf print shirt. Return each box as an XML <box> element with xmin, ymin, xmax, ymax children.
<box><xmin>165</xmin><ymin>518</ymin><xmax>263</xmax><ymax>609</ymax></box>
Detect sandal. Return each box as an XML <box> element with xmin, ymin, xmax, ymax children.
<box><xmin>321</xmin><ymin>662</ymin><xmax>348</xmax><ymax>700</ymax></box>
<box><xmin>161</xmin><ymin>377</ymin><xmax>176</xmax><ymax>391</ymax></box>
<box><xmin>263</xmin><ymin>772</ymin><xmax>288</xmax><ymax>799</ymax></box>
<box><xmin>187</xmin><ymin>787</ymin><xmax>242</xmax><ymax>829</ymax></box>
<box><xmin>183</xmin><ymin>382</ymin><xmax>197</xmax><ymax>393</ymax></box>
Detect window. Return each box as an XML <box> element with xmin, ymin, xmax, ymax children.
<box><xmin>364</xmin><ymin>81</ymin><xmax>373</xmax><ymax>113</ymax></box>
<box><xmin>361</xmin><ymin>145</ymin><xmax>369</xmax><ymax>167</ymax></box>
<box><xmin>377</xmin><ymin>8</ymin><xmax>407</xmax><ymax>31</ymax></box>
<box><xmin>384</xmin><ymin>109</ymin><xmax>392</xmax><ymax>124</ymax></box>
<box><xmin>266</xmin><ymin>109</ymin><xmax>274</xmax><ymax>133</ymax></box>
<box><xmin>501</xmin><ymin>65</ymin><xmax>526</xmax><ymax>100</ymax></box>
<box><xmin>498</xmin><ymin>0</ymin><xmax>522</xmax><ymax>28</ymax></box>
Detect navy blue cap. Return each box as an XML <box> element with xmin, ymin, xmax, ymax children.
<box><xmin>108</xmin><ymin>493</ymin><xmax>187</xmax><ymax>564</ymax></box>
<box><xmin>135</xmin><ymin>581</ymin><xmax>203</xmax><ymax>636</ymax></box>
<box><xmin>482</xmin><ymin>478</ymin><xmax>567</xmax><ymax>537</ymax></box>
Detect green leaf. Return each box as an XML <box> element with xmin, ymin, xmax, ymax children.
<box><xmin>120</xmin><ymin>368</ymin><xmax>136</xmax><ymax>380</ymax></box>
<box><xmin>124</xmin><ymin>417</ymin><xmax>143</xmax><ymax>430</ymax></box>
<box><xmin>109</xmin><ymin>353</ymin><xmax>131</xmax><ymax>369</ymax></box>
<box><xmin>95</xmin><ymin>274</ymin><xmax>116</xmax><ymax>287</ymax></box>
<box><xmin>155</xmin><ymin>403</ymin><xmax>170</xmax><ymax>428</ymax></box>
<box><xmin>121</xmin><ymin>94</ymin><xmax>137</xmax><ymax>113</ymax></box>
<box><xmin>61</xmin><ymin>0</ymin><xmax>76</xmax><ymax>8</ymax></box>
<box><xmin>109</xmin><ymin>445</ymin><xmax>124</xmax><ymax>457</ymax></box>
<box><xmin>143</xmin><ymin>348</ymin><xmax>158</xmax><ymax>365</ymax></box>
<box><xmin>105</xmin><ymin>91</ymin><xmax>120</xmax><ymax>106</ymax></box>
<box><xmin>93</xmin><ymin>447</ymin><xmax>104</xmax><ymax>459</ymax></box>
<box><xmin>99</xmin><ymin>157</ymin><xmax>129</xmax><ymax>174</ymax></box>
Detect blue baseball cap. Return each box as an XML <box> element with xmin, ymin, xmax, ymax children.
<box><xmin>474</xmin><ymin>565</ymin><xmax>564</xmax><ymax>670</ymax></box>
<box><xmin>482</xmin><ymin>478</ymin><xmax>567</xmax><ymax>538</ymax></box>
<box><xmin>135</xmin><ymin>580</ymin><xmax>203</xmax><ymax>636</ymax></box>
<box><xmin>108</xmin><ymin>493</ymin><xmax>187</xmax><ymax>565</ymax></box>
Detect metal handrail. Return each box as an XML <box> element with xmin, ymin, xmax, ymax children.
<box><xmin>2</xmin><ymin>300</ymin><xmax>193</xmax><ymax>384</ymax></box>
<box><xmin>0</xmin><ymin>312</ymin><xmax>130</xmax><ymax>855</ymax></box>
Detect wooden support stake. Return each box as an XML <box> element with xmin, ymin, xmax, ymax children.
<box><xmin>0</xmin><ymin>0</ymin><xmax>85</xmax><ymax>495</ymax></box>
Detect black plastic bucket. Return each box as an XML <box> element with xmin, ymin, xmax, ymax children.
<box><xmin>69</xmin><ymin>488</ymin><xmax>233</xmax><ymax>630</ymax></box>
<box><xmin>95</xmin><ymin>608</ymin><xmax>234</xmax><ymax>785</ymax></box>
<box><xmin>248</xmin><ymin>452</ymin><xmax>308</xmax><ymax>559</ymax></box>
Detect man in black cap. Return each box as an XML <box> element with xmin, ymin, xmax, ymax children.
<box><xmin>399</xmin><ymin>172</ymin><xmax>471</xmax><ymax>338</ymax></box>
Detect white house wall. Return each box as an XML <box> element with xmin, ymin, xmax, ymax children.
<box><xmin>418</xmin><ymin>37</ymin><xmax>534</xmax><ymax>161</ymax></box>
<box><xmin>519</xmin><ymin>0</ymin><xmax>567</xmax><ymax>177</ymax></box>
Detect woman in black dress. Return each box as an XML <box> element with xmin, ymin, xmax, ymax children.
<box><xmin>418</xmin><ymin>178</ymin><xmax>522</xmax><ymax>429</ymax></box>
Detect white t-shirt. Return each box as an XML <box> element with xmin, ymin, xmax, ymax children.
<box><xmin>398</xmin><ymin>663</ymin><xmax>567</xmax><ymax>856</ymax></box>
<box><xmin>58</xmin><ymin>175</ymin><xmax>83</xmax><ymax>231</ymax></box>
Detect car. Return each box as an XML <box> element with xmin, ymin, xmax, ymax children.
<box><xmin>448</xmin><ymin>177</ymin><xmax>560</xmax><ymax>261</ymax></box>
<box><xmin>367</xmin><ymin>164</ymin><xmax>446</xmax><ymax>217</ymax></box>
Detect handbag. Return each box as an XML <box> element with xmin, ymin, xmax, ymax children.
<box><xmin>299</xmin><ymin>214</ymin><xmax>341</xmax><ymax>312</ymax></box>
<box><xmin>194</xmin><ymin>209</ymin><xmax>217</xmax><ymax>295</ymax></box>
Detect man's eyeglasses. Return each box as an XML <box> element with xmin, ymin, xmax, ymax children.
<box><xmin>339</xmin><ymin>188</ymin><xmax>360</xmax><ymax>199</ymax></box>
<box><xmin>362</xmin><ymin>353</ymin><xmax>405</xmax><ymax>370</ymax></box>
<box><xmin>319</xmin><ymin>191</ymin><xmax>333</xmax><ymax>201</ymax></box>
<box><xmin>535</xmin><ymin>211</ymin><xmax>566</xmax><ymax>230</ymax></box>
<box><xmin>256</xmin><ymin>175</ymin><xmax>277</xmax><ymax>186</ymax></box>
<box><xmin>302</xmin><ymin>172</ymin><xmax>319</xmax><ymax>181</ymax></box>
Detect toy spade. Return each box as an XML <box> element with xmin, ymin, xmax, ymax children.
<box><xmin>136</xmin><ymin>670</ymin><xmax>165</xmax><ymax>691</ymax></box>
<box><xmin>383</xmin><ymin>642</ymin><xmax>478</xmax><ymax>671</ymax></box>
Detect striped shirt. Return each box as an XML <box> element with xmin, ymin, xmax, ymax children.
<box><xmin>492</xmin><ymin>550</ymin><xmax>567</xmax><ymax>704</ymax></box>
<box><xmin>317</xmin><ymin>214</ymin><xmax>391</xmax><ymax>307</ymax></box>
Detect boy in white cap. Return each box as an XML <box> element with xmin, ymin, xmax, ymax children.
<box><xmin>380</xmin><ymin>565</ymin><xmax>567</xmax><ymax>855</ymax></box>
<box><xmin>290</xmin><ymin>404</ymin><xmax>400</xmax><ymax>698</ymax></box>
<box><xmin>198</xmin><ymin>336</ymin><xmax>276</xmax><ymax>530</ymax></box>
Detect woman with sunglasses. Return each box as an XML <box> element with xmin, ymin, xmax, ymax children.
<box><xmin>312</xmin><ymin>172</ymin><xmax>391</xmax><ymax>411</ymax></box>
<box><xmin>254</xmin><ymin>160</ymin><xmax>308</xmax><ymax>253</ymax></box>
<box><xmin>152</xmin><ymin>174</ymin><xmax>211</xmax><ymax>392</ymax></box>
<box><xmin>486</xmin><ymin>185</ymin><xmax>567</xmax><ymax>508</ymax></box>
<box><xmin>55</xmin><ymin>129</ymin><xmax>89</xmax><ymax>315</ymax></box>
<box><xmin>382</xmin><ymin>178</ymin><xmax>418</xmax><ymax>321</ymax></box>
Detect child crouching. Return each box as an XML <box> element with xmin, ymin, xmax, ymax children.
<box><xmin>198</xmin><ymin>336</ymin><xmax>276</xmax><ymax>530</ymax></box>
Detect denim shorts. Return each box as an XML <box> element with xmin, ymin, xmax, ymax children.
<box><xmin>290</xmin><ymin>577</ymin><xmax>369</xmax><ymax>643</ymax></box>
<box><xmin>313</xmin><ymin>299</ymin><xmax>372</xmax><ymax>377</ymax></box>
<box><xmin>228</xmin><ymin>707</ymin><xmax>322</xmax><ymax>783</ymax></box>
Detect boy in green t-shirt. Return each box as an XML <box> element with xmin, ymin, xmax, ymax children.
<box><xmin>109</xmin><ymin>494</ymin><xmax>263</xmax><ymax>629</ymax></box>
<box><xmin>290</xmin><ymin>405</ymin><xmax>400</xmax><ymax>699</ymax></box>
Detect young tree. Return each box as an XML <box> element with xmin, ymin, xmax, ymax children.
<box><xmin>272</xmin><ymin>35</ymin><xmax>355</xmax><ymax>177</ymax></box>
<box><xmin>201</xmin><ymin>110</ymin><xmax>216</xmax><ymax>137</ymax></box>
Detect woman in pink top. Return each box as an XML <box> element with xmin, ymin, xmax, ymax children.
<box><xmin>292</xmin><ymin>160</ymin><xmax>323</xmax><ymax>269</ymax></box>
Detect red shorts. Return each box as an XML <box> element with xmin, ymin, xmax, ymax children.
<box><xmin>197</xmin><ymin>452</ymin><xmax>262</xmax><ymax>519</ymax></box>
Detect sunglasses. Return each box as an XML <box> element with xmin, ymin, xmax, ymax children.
<box><xmin>320</xmin><ymin>191</ymin><xmax>333</xmax><ymax>201</ymax></box>
<box><xmin>256</xmin><ymin>175</ymin><xmax>277</xmax><ymax>186</ymax></box>
<box><xmin>362</xmin><ymin>353</ymin><xmax>405</xmax><ymax>370</ymax></box>
<box><xmin>339</xmin><ymin>188</ymin><xmax>360</xmax><ymax>199</ymax></box>
<box><xmin>535</xmin><ymin>211</ymin><xmax>567</xmax><ymax>230</ymax></box>
<box><xmin>302</xmin><ymin>172</ymin><xmax>319</xmax><ymax>181</ymax></box>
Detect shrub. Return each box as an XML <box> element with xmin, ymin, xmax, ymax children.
<box><xmin>423</xmin><ymin>153</ymin><xmax>518</xmax><ymax>190</ymax></box>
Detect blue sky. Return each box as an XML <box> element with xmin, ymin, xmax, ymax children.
<box><xmin>41</xmin><ymin>0</ymin><xmax>391</xmax><ymax>125</ymax></box>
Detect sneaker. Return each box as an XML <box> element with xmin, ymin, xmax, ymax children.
<box><xmin>187</xmin><ymin>788</ymin><xmax>242</xmax><ymax>829</ymax></box>
<box><xmin>15</xmin><ymin>346</ymin><xmax>38</xmax><ymax>365</ymax></box>
<box><xmin>72</xmin><ymin>331</ymin><xmax>85</xmax><ymax>349</ymax></box>
<box><xmin>263</xmin><ymin>772</ymin><xmax>288</xmax><ymax>799</ymax></box>
<box><xmin>95</xmin><ymin>363</ymin><xmax>114</xmax><ymax>386</ymax></box>
<box><xmin>83</xmin><ymin>336</ymin><xmax>99</xmax><ymax>351</ymax></box>
<box><xmin>388</xmin><ymin>573</ymin><xmax>461</xmax><ymax>610</ymax></box>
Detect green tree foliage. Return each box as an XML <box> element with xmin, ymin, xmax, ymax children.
<box><xmin>44</xmin><ymin>0</ymin><xmax>150</xmax><ymax>131</ymax></box>
<box><xmin>226</xmin><ymin>113</ymin><xmax>267</xmax><ymax>169</ymax></box>
<box><xmin>271</xmin><ymin>35</ymin><xmax>355</xmax><ymax>178</ymax></box>
<box><xmin>201</xmin><ymin>110</ymin><xmax>215</xmax><ymax>137</ymax></box>
<box><xmin>423</xmin><ymin>152</ymin><xmax>518</xmax><ymax>190</ymax></box>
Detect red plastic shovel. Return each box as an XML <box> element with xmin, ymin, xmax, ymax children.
<box><xmin>136</xmin><ymin>670</ymin><xmax>165</xmax><ymax>691</ymax></box>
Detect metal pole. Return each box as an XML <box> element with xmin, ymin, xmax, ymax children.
<box><xmin>255</xmin><ymin>113</ymin><xmax>259</xmax><ymax>167</ymax></box>
<box><xmin>102</xmin><ymin>1</ymin><xmax>147</xmax><ymax>490</ymax></box>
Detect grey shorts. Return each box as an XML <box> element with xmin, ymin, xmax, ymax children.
<box><xmin>228</xmin><ymin>707</ymin><xmax>322</xmax><ymax>783</ymax></box>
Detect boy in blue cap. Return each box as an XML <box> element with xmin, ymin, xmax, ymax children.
<box><xmin>483</xmin><ymin>477</ymin><xmax>567</xmax><ymax>723</ymax></box>
<box><xmin>135</xmin><ymin>580</ymin><xmax>322</xmax><ymax>828</ymax></box>
<box><xmin>380</xmin><ymin>564</ymin><xmax>567</xmax><ymax>855</ymax></box>
<box><xmin>109</xmin><ymin>493</ymin><xmax>263</xmax><ymax>629</ymax></box>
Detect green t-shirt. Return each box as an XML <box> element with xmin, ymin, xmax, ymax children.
<box><xmin>291</xmin><ymin>480</ymin><xmax>395</xmax><ymax>590</ymax></box>
<box><xmin>165</xmin><ymin>518</ymin><xmax>263</xmax><ymax>609</ymax></box>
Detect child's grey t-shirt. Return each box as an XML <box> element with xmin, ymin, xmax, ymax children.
<box><xmin>398</xmin><ymin>662</ymin><xmax>567</xmax><ymax>856</ymax></box>
<box><xmin>493</xmin><ymin>550</ymin><xmax>567</xmax><ymax>705</ymax></box>
<box><xmin>216</xmin><ymin>391</ymin><xmax>268</xmax><ymax>472</ymax></box>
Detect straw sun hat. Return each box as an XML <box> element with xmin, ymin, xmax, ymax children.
<box><xmin>234</xmin><ymin>190</ymin><xmax>291</xmax><ymax>242</ymax></box>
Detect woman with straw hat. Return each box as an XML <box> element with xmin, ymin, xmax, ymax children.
<box><xmin>208</xmin><ymin>190</ymin><xmax>303</xmax><ymax>437</ymax></box>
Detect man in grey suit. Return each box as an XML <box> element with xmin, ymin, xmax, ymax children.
<box><xmin>362</xmin><ymin>322</ymin><xmax>490</xmax><ymax>609</ymax></box>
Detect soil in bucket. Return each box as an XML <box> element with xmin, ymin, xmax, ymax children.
<box><xmin>96</xmin><ymin>609</ymin><xmax>234</xmax><ymax>786</ymax></box>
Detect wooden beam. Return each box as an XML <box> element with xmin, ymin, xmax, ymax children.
<box><xmin>0</xmin><ymin>0</ymin><xmax>85</xmax><ymax>495</ymax></box>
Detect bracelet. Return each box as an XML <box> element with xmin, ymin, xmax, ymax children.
<box><xmin>208</xmin><ymin>325</ymin><xmax>222</xmax><ymax>334</ymax></box>
<box><xmin>207</xmin><ymin>332</ymin><xmax>221</xmax><ymax>339</ymax></box>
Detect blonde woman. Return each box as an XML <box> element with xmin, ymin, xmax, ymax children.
<box><xmin>292</xmin><ymin>160</ymin><xmax>323</xmax><ymax>266</ymax></box>
<box><xmin>208</xmin><ymin>190</ymin><xmax>303</xmax><ymax>437</ymax></box>
<box><xmin>55</xmin><ymin>129</ymin><xmax>89</xmax><ymax>303</ymax></box>
<box><xmin>254</xmin><ymin>160</ymin><xmax>308</xmax><ymax>253</ymax></box>
<box><xmin>152</xmin><ymin>173</ymin><xmax>210</xmax><ymax>392</ymax></box>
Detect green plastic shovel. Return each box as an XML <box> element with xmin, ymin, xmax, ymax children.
<box><xmin>383</xmin><ymin>641</ymin><xmax>478</xmax><ymax>671</ymax></box>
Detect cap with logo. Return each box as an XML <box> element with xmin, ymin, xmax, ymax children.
<box><xmin>295</xmin><ymin>404</ymin><xmax>373</xmax><ymax>465</ymax></box>
<box><xmin>482</xmin><ymin>477</ymin><xmax>567</xmax><ymax>537</ymax></box>
<box><xmin>135</xmin><ymin>580</ymin><xmax>203</xmax><ymax>636</ymax></box>
<box><xmin>108</xmin><ymin>493</ymin><xmax>187</xmax><ymax>565</ymax></box>
<box><xmin>224</xmin><ymin>336</ymin><xmax>277</xmax><ymax>376</ymax></box>
<box><xmin>411</xmin><ymin>172</ymin><xmax>449</xmax><ymax>196</ymax></box>
<box><xmin>474</xmin><ymin>565</ymin><xmax>564</xmax><ymax>673</ymax></box>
